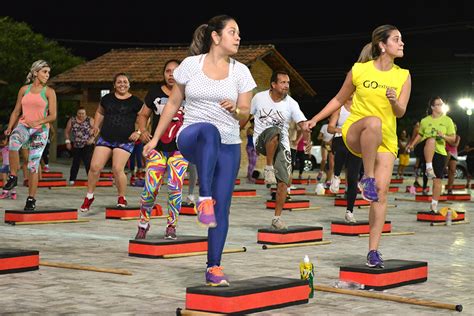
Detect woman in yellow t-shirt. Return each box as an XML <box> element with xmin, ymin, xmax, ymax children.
<box><xmin>305</xmin><ymin>25</ymin><xmax>412</xmax><ymax>268</ymax></box>
<box><xmin>407</xmin><ymin>97</ymin><xmax>455</xmax><ymax>213</ymax></box>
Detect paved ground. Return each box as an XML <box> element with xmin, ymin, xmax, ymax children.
<box><xmin>0</xmin><ymin>161</ymin><xmax>472</xmax><ymax>315</ymax></box>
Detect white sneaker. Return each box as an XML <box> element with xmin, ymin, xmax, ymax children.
<box><xmin>264</xmin><ymin>167</ymin><xmax>277</xmax><ymax>186</ymax></box>
<box><xmin>186</xmin><ymin>194</ymin><xmax>196</xmax><ymax>205</ymax></box>
<box><xmin>345</xmin><ymin>210</ymin><xmax>357</xmax><ymax>223</ymax></box>
<box><xmin>69</xmin><ymin>181</ymin><xmax>75</xmax><ymax>186</ymax></box>
<box><xmin>289</xmin><ymin>185</ymin><xmax>297</xmax><ymax>190</ymax></box>
<box><xmin>426</xmin><ymin>168</ymin><xmax>436</xmax><ymax>179</ymax></box>
<box><xmin>330</xmin><ymin>176</ymin><xmax>340</xmax><ymax>194</ymax></box>
<box><xmin>271</xmin><ymin>217</ymin><xmax>288</xmax><ymax>230</ymax></box>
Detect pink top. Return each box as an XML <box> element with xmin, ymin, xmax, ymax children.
<box><xmin>18</xmin><ymin>85</ymin><xmax>49</xmax><ymax>129</ymax></box>
<box><xmin>1</xmin><ymin>146</ymin><xmax>8</xmax><ymax>165</ymax></box>
<box><xmin>297</xmin><ymin>137</ymin><xmax>306</xmax><ymax>151</ymax></box>
<box><xmin>445</xmin><ymin>142</ymin><xmax>457</xmax><ymax>156</ymax></box>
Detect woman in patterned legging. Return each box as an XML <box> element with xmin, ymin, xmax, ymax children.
<box><xmin>143</xmin><ymin>15</ymin><xmax>256</xmax><ymax>286</ymax></box>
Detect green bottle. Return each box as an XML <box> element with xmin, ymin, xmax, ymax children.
<box><xmin>299</xmin><ymin>255</ymin><xmax>314</xmax><ymax>298</ymax></box>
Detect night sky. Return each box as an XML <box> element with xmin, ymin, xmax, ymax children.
<box><xmin>3</xmin><ymin>0</ymin><xmax>474</xmax><ymax>139</ymax></box>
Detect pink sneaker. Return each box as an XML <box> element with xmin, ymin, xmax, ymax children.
<box><xmin>197</xmin><ymin>199</ymin><xmax>217</xmax><ymax>228</ymax></box>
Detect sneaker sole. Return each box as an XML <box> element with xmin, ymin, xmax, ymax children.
<box><xmin>196</xmin><ymin>218</ymin><xmax>217</xmax><ymax>228</ymax></box>
<box><xmin>206</xmin><ymin>280</ymin><xmax>229</xmax><ymax>287</ymax></box>
<box><xmin>366</xmin><ymin>262</ymin><xmax>384</xmax><ymax>268</ymax></box>
<box><xmin>164</xmin><ymin>236</ymin><xmax>177</xmax><ymax>240</ymax></box>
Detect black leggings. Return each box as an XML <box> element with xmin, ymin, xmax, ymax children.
<box><xmin>69</xmin><ymin>145</ymin><xmax>94</xmax><ymax>181</ymax></box>
<box><xmin>332</xmin><ymin>137</ymin><xmax>363</xmax><ymax>212</ymax></box>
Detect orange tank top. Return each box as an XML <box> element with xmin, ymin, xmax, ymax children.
<box><xmin>19</xmin><ymin>84</ymin><xmax>49</xmax><ymax>130</ymax></box>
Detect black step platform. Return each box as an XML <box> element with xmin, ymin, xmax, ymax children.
<box><xmin>258</xmin><ymin>226</ymin><xmax>323</xmax><ymax>244</ymax></box>
<box><xmin>0</xmin><ymin>248</ymin><xmax>39</xmax><ymax>274</ymax></box>
<box><xmin>266</xmin><ymin>199</ymin><xmax>310</xmax><ymax>210</ymax></box>
<box><xmin>186</xmin><ymin>276</ymin><xmax>309</xmax><ymax>314</ymax></box>
<box><xmin>339</xmin><ymin>259</ymin><xmax>428</xmax><ymax>290</ymax></box>
<box><xmin>5</xmin><ymin>209</ymin><xmax>78</xmax><ymax>223</ymax></box>
<box><xmin>331</xmin><ymin>221</ymin><xmax>391</xmax><ymax>236</ymax></box>
<box><xmin>128</xmin><ymin>236</ymin><xmax>207</xmax><ymax>258</ymax></box>
<box><xmin>180</xmin><ymin>202</ymin><xmax>196</xmax><ymax>215</ymax></box>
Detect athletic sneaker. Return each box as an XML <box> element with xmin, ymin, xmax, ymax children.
<box><xmin>316</xmin><ymin>171</ymin><xmax>323</xmax><ymax>181</ymax></box>
<box><xmin>10</xmin><ymin>191</ymin><xmax>17</xmax><ymax>200</ymax></box>
<box><xmin>185</xmin><ymin>194</ymin><xmax>196</xmax><ymax>205</ymax></box>
<box><xmin>135</xmin><ymin>223</ymin><xmax>150</xmax><ymax>239</ymax></box>
<box><xmin>366</xmin><ymin>250</ymin><xmax>384</xmax><ymax>268</ymax></box>
<box><xmin>422</xmin><ymin>187</ymin><xmax>430</xmax><ymax>195</ymax></box>
<box><xmin>408</xmin><ymin>185</ymin><xmax>417</xmax><ymax>195</ymax></box>
<box><xmin>0</xmin><ymin>191</ymin><xmax>9</xmax><ymax>199</ymax></box>
<box><xmin>43</xmin><ymin>165</ymin><xmax>50</xmax><ymax>172</ymax></box>
<box><xmin>24</xmin><ymin>196</ymin><xmax>36</xmax><ymax>211</ymax></box>
<box><xmin>358</xmin><ymin>176</ymin><xmax>379</xmax><ymax>202</ymax></box>
<box><xmin>164</xmin><ymin>225</ymin><xmax>177</xmax><ymax>240</ymax></box>
<box><xmin>197</xmin><ymin>199</ymin><xmax>217</xmax><ymax>228</ymax></box>
<box><xmin>80</xmin><ymin>196</ymin><xmax>94</xmax><ymax>212</ymax></box>
<box><xmin>426</xmin><ymin>167</ymin><xmax>436</xmax><ymax>179</ymax></box>
<box><xmin>205</xmin><ymin>266</ymin><xmax>229</xmax><ymax>286</ymax></box>
<box><xmin>330</xmin><ymin>176</ymin><xmax>341</xmax><ymax>194</ymax></box>
<box><xmin>117</xmin><ymin>196</ymin><xmax>127</xmax><ymax>208</ymax></box>
<box><xmin>271</xmin><ymin>217</ymin><xmax>288</xmax><ymax>230</ymax></box>
<box><xmin>345</xmin><ymin>210</ymin><xmax>357</xmax><ymax>223</ymax></box>
<box><xmin>3</xmin><ymin>175</ymin><xmax>17</xmax><ymax>191</ymax></box>
<box><xmin>264</xmin><ymin>167</ymin><xmax>277</xmax><ymax>186</ymax></box>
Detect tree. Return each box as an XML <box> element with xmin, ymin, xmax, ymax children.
<box><xmin>0</xmin><ymin>17</ymin><xmax>83</xmax><ymax>124</ymax></box>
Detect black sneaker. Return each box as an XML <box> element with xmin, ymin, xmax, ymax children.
<box><xmin>4</xmin><ymin>175</ymin><xmax>18</xmax><ymax>191</ymax></box>
<box><xmin>24</xmin><ymin>196</ymin><xmax>36</xmax><ymax>211</ymax></box>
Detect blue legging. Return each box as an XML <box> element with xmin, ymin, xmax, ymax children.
<box><xmin>177</xmin><ymin>123</ymin><xmax>240</xmax><ymax>267</ymax></box>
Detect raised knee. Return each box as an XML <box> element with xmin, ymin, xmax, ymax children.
<box><xmin>366</xmin><ymin>117</ymin><xmax>382</xmax><ymax>130</ymax></box>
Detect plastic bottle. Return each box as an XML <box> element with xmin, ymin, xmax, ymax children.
<box><xmin>299</xmin><ymin>255</ymin><xmax>314</xmax><ymax>298</ymax></box>
<box><xmin>334</xmin><ymin>280</ymin><xmax>365</xmax><ymax>290</ymax></box>
<box><xmin>446</xmin><ymin>209</ymin><xmax>452</xmax><ymax>226</ymax></box>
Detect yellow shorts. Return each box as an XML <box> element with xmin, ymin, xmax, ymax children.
<box><xmin>341</xmin><ymin>117</ymin><xmax>397</xmax><ymax>158</ymax></box>
<box><xmin>399</xmin><ymin>153</ymin><xmax>410</xmax><ymax>166</ymax></box>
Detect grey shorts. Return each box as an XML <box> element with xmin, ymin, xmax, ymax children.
<box><xmin>256</xmin><ymin>126</ymin><xmax>292</xmax><ymax>185</ymax></box>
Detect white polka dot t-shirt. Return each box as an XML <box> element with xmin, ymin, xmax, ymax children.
<box><xmin>173</xmin><ymin>54</ymin><xmax>256</xmax><ymax>144</ymax></box>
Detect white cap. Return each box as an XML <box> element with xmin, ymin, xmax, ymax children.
<box><xmin>304</xmin><ymin>255</ymin><xmax>310</xmax><ymax>263</ymax></box>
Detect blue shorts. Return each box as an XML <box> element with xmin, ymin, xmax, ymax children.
<box><xmin>96</xmin><ymin>137</ymin><xmax>135</xmax><ymax>154</ymax></box>
<box><xmin>0</xmin><ymin>165</ymin><xmax>9</xmax><ymax>173</ymax></box>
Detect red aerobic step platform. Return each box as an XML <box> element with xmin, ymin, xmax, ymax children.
<box><xmin>390</xmin><ymin>178</ymin><xmax>404</xmax><ymax>184</ymax></box>
<box><xmin>450</xmin><ymin>184</ymin><xmax>467</xmax><ymax>190</ymax></box>
<box><xmin>105</xmin><ymin>205</ymin><xmax>162</xmax><ymax>219</ymax></box>
<box><xmin>446</xmin><ymin>194</ymin><xmax>471</xmax><ymax>201</ymax></box>
<box><xmin>417</xmin><ymin>211</ymin><xmax>465</xmax><ymax>223</ymax></box>
<box><xmin>266</xmin><ymin>199</ymin><xmax>310</xmax><ymax>210</ymax></box>
<box><xmin>100</xmin><ymin>171</ymin><xmax>114</xmax><ymax>178</ymax></box>
<box><xmin>74</xmin><ymin>179</ymin><xmax>113</xmax><ymax>187</ymax></box>
<box><xmin>185</xmin><ymin>276</ymin><xmax>309</xmax><ymax>314</ymax></box>
<box><xmin>128</xmin><ymin>236</ymin><xmax>207</xmax><ymax>258</ymax></box>
<box><xmin>415</xmin><ymin>194</ymin><xmax>448</xmax><ymax>202</ymax></box>
<box><xmin>334</xmin><ymin>198</ymin><xmax>370</xmax><ymax>207</ymax></box>
<box><xmin>388</xmin><ymin>186</ymin><xmax>399</xmax><ymax>193</ymax></box>
<box><xmin>271</xmin><ymin>187</ymin><xmax>306</xmax><ymax>195</ymax></box>
<box><xmin>325</xmin><ymin>188</ymin><xmax>345</xmax><ymax>195</ymax></box>
<box><xmin>41</xmin><ymin>171</ymin><xmax>63</xmax><ymax>178</ymax></box>
<box><xmin>33</xmin><ymin>179</ymin><xmax>67</xmax><ymax>187</ymax></box>
<box><xmin>4</xmin><ymin>209</ymin><xmax>78</xmax><ymax>224</ymax></box>
<box><xmin>291</xmin><ymin>178</ymin><xmax>316</xmax><ymax>185</ymax></box>
<box><xmin>257</xmin><ymin>226</ymin><xmax>323</xmax><ymax>244</ymax></box>
<box><xmin>339</xmin><ymin>259</ymin><xmax>428</xmax><ymax>290</ymax></box>
<box><xmin>0</xmin><ymin>248</ymin><xmax>39</xmax><ymax>274</ymax></box>
<box><xmin>180</xmin><ymin>202</ymin><xmax>196</xmax><ymax>215</ymax></box>
<box><xmin>232</xmin><ymin>189</ymin><xmax>257</xmax><ymax>197</ymax></box>
<box><xmin>405</xmin><ymin>186</ymin><xmax>430</xmax><ymax>193</ymax></box>
<box><xmin>331</xmin><ymin>221</ymin><xmax>391</xmax><ymax>236</ymax></box>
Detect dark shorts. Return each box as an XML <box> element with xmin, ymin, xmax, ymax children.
<box><xmin>256</xmin><ymin>127</ymin><xmax>291</xmax><ymax>185</ymax></box>
<box><xmin>96</xmin><ymin>137</ymin><xmax>134</xmax><ymax>154</ymax></box>
<box><xmin>431</xmin><ymin>152</ymin><xmax>447</xmax><ymax>179</ymax></box>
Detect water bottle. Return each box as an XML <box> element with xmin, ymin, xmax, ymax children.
<box><xmin>299</xmin><ymin>255</ymin><xmax>314</xmax><ymax>298</ymax></box>
<box><xmin>446</xmin><ymin>209</ymin><xmax>452</xmax><ymax>226</ymax></box>
<box><xmin>334</xmin><ymin>280</ymin><xmax>365</xmax><ymax>290</ymax></box>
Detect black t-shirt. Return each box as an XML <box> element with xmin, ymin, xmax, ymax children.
<box><xmin>100</xmin><ymin>93</ymin><xmax>142</xmax><ymax>143</ymax></box>
<box><xmin>144</xmin><ymin>85</ymin><xmax>178</xmax><ymax>152</ymax></box>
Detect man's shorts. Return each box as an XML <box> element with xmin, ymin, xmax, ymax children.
<box><xmin>256</xmin><ymin>126</ymin><xmax>291</xmax><ymax>185</ymax></box>
<box><xmin>399</xmin><ymin>153</ymin><xmax>410</xmax><ymax>167</ymax></box>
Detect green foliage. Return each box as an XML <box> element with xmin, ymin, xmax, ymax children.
<box><xmin>0</xmin><ymin>17</ymin><xmax>83</xmax><ymax>124</ymax></box>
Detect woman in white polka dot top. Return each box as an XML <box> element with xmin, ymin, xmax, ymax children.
<box><xmin>143</xmin><ymin>14</ymin><xmax>256</xmax><ymax>286</ymax></box>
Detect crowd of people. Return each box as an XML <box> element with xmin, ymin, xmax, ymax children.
<box><xmin>2</xmin><ymin>19</ymin><xmax>473</xmax><ymax>287</ymax></box>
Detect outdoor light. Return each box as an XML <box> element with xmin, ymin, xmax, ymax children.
<box><xmin>467</xmin><ymin>109</ymin><xmax>472</xmax><ymax>116</ymax></box>
<box><xmin>458</xmin><ymin>97</ymin><xmax>474</xmax><ymax>113</ymax></box>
